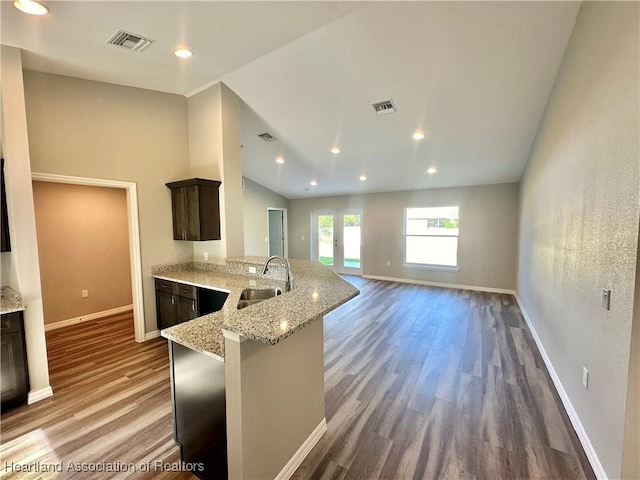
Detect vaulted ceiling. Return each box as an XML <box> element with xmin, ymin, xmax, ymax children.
<box><xmin>1</xmin><ymin>1</ymin><xmax>580</xmax><ymax>198</ymax></box>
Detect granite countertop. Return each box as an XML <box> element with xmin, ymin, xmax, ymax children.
<box><xmin>154</xmin><ymin>257</ymin><xmax>359</xmax><ymax>361</ymax></box>
<box><xmin>0</xmin><ymin>286</ymin><xmax>25</xmax><ymax>314</ymax></box>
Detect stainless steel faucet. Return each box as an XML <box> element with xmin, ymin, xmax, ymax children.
<box><xmin>261</xmin><ymin>255</ymin><xmax>293</xmax><ymax>292</ymax></box>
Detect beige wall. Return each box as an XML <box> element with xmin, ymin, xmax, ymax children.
<box><xmin>243</xmin><ymin>177</ymin><xmax>289</xmax><ymax>257</ymax></box>
<box><xmin>32</xmin><ymin>181</ymin><xmax>132</xmax><ymax>324</ymax></box>
<box><xmin>517</xmin><ymin>2</ymin><xmax>639</xmax><ymax>478</ymax></box>
<box><xmin>188</xmin><ymin>82</ymin><xmax>245</xmax><ymax>262</ymax></box>
<box><xmin>289</xmin><ymin>183</ymin><xmax>518</xmax><ymax>290</ymax></box>
<box><xmin>220</xmin><ymin>84</ymin><xmax>245</xmax><ymax>258</ymax></box>
<box><xmin>622</xmin><ymin>231</ymin><xmax>639</xmax><ymax>479</ymax></box>
<box><xmin>23</xmin><ymin>71</ymin><xmax>192</xmax><ymax>334</ymax></box>
<box><xmin>225</xmin><ymin>318</ymin><xmax>325</xmax><ymax>479</ymax></box>
<box><xmin>1</xmin><ymin>46</ymin><xmax>52</xmax><ymax>401</ymax></box>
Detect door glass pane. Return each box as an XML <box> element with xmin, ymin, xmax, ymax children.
<box><xmin>343</xmin><ymin>214</ymin><xmax>361</xmax><ymax>269</ymax></box>
<box><xmin>318</xmin><ymin>215</ymin><xmax>334</xmax><ymax>266</ymax></box>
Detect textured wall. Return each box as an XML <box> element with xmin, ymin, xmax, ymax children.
<box><xmin>188</xmin><ymin>83</ymin><xmax>245</xmax><ymax>262</ymax></box>
<box><xmin>288</xmin><ymin>183</ymin><xmax>519</xmax><ymax>290</ymax></box>
<box><xmin>242</xmin><ymin>177</ymin><xmax>289</xmax><ymax>257</ymax></box>
<box><xmin>32</xmin><ymin>182</ymin><xmax>132</xmax><ymax>324</ymax></box>
<box><xmin>517</xmin><ymin>2</ymin><xmax>639</xmax><ymax>478</ymax></box>
<box><xmin>623</xmin><ymin>238</ymin><xmax>639</xmax><ymax>479</ymax></box>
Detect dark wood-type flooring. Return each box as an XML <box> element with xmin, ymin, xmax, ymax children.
<box><xmin>293</xmin><ymin>277</ymin><xmax>595</xmax><ymax>480</ymax></box>
<box><xmin>0</xmin><ymin>312</ymin><xmax>190</xmax><ymax>480</ymax></box>
<box><xmin>1</xmin><ymin>277</ymin><xmax>595</xmax><ymax>479</ymax></box>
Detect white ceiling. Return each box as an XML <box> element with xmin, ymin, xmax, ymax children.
<box><xmin>1</xmin><ymin>1</ymin><xmax>580</xmax><ymax>199</ymax></box>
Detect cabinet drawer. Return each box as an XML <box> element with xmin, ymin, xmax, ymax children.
<box><xmin>155</xmin><ymin>279</ymin><xmax>196</xmax><ymax>299</ymax></box>
<box><xmin>1</xmin><ymin>312</ymin><xmax>23</xmax><ymax>334</ymax></box>
<box><xmin>175</xmin><ymin>283</ymin><xmax>196</xmax><ymax>299</ymax></box>
<box><xmin>155</xmin><ymin>279</ymin><xmax>175</xmax><ymax>294</ymax></box>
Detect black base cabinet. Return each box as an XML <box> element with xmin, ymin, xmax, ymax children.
<box><xmin>170</xmin><ymin>341</ymin><xmax>227</xmax><ymax>480</ymax></box>
<box><xmin>1</xmin><ymin>311</ymin><xmax>29</xmax><ymax>412</ymax></box>
<box><xmin>155</xmin><ymin>279</ymin><xmax>228</xmax><ymax>331</ymax></box>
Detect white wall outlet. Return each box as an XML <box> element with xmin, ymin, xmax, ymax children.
<box><xmin>248</xmin><ymin>266</ymin><xmax>257</xmax><ymax>274</ymax></box>
<box><xmin>601</xmin><ymin>288</ymin><xmax>611</xmax><ymax>310</ymax></box>
<box><xmin>582</xmin><ymin>367</ymin><xmax>589</xmax><ymax>388</ymax></box>
<box><xmin>81</xmin><ymin>289</ymin><xmax>89</xmax><ymax>298</ymax></box>
<box><xmin>203</xmin><ymin>252</ymin><xmax>209</xmax><ymax>261</ymax></box>
<box><xmin>249</xmin><ymin>279</ymin><xmax>257</xmax><ymax>287</ymax></box>
<box><xmin>301</xmin><ymin>235</ymin><xmax>305</xmax><ymax>241</ymax></box>
<box><xmin>386</xmin><ymin>261</ymin><xmax>391</xmax><ymax>267</ymax></box>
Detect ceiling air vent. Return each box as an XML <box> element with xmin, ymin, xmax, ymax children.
<box><xmin>107</xmin><ymin>29</ymin><xmax>155</xmax><ymax>52</ymax></box>
<box><xmin>372</xmin><ymin>99</ymin><xmax>396</xmax><ymax>116</ymax></box>
<box><xmin>258</xmin><ymin>132</ymin><xmax>277</xmax><ymax>142</ymax></box>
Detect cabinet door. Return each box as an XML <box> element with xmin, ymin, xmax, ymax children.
<box><xmin>1</xmin><ymin>333</ymin><xmax>20</xmax><ymax>398</ymax></box>
<box><xmin>156</xmin><ymin>291</ymin><xmax>176</xmax><ymax>330</ymax></box>
<box><xmin>198</xmin><ymin>184</ymin><xmax>221</xmax><ymax>241</ymax></box>
<box><xmin>178</xmin><ymin>296</ymin><xmax>197</xmax><ymax>324</ymax></box>
<box><xmin>171</xmin><ymin>188</ymin><xmax>188</xmax><ymax>241</ymax></box>
<box><xmin>1</xmin><ymin>313</ymin><xmax>28</xmax><ymax>410</ymax></box>
<box><xmin>185</xmin><ymin>185</ymin><xmax>201</xmax><ymax>241</ymax></box>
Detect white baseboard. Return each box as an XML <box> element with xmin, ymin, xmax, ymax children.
<box><xmin>275</xmin><ymin>418</ymin><xmax>327</xmax><ymax>480</ymax></box>
<box><xmin>514</xmin><ymin>293</ymin><xmax>607</xmax><ymax>480</ymax></box>
<box><xmin>28</xmin><ymin>386</ymin><xmax>53</xmax><ymax>404</ymax></box>
<box><xmin>45</xmin><ymin>305</ymin><xmax>133</xmax><ymax>331</ymax></box>
<box><xmin>363</xmin><ymin>274</ymin><xmax>516</xmax><ymax>295</ymax></box>
<box><xmin>144</xmin><ymin>329</ymin><xmax>161</xmax><ymax>341</ymax></box>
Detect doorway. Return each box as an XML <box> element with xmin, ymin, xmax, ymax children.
<box><xmin>31</xmin><ymin>173</ymin><xmax>145</xmax><ymax>342</ymax></box>
<box><xmin>267</xmin><ymin>208</ymin><xmax>288</xmax><ymax>257</ymax></box>
<box><xmin>312</xmin><ymin>209</ymin><xmax>362</xmax><ymax>275</ymax></box>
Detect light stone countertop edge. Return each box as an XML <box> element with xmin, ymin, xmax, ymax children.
<box><xmin>1</xmin><ymin>286</ymin><xmax>25</xmax><ymax>314</ymax></box>
<box><xmin>156</xmin><ymin>258</ymin><xmax>360</xmax><ymax>360</ymax></box>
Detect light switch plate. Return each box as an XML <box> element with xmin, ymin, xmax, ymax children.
<box><xmin>582</xmin><ymin>367</ymin><xmax>589</xmax><ymax>388</ymax></box>
<box><xmin>601</xmin><ymin>288</ymin><xmax>611</xmax><ymax>310</ymax></box>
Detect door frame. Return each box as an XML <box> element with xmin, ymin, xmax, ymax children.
<box><xmin>311</xmin><ymin>209</ymin><xmax>363</xmax><ymax>275</ymax></box>
<box><xmin>266</xmin><ymin>207</ymin><xmax>288</xmax><ymax>257</ymax></box>
<box><xmin>31</xmin><ymin>172</ymin><xmax>146</xmax><ymax>343</ymax></box>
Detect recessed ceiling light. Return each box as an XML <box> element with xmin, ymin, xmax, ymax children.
<box><xmin>13</xmin><ymin>0</ymin><xmax>49</xmax><ymax>15</ymax></box>
<box><xmin>174</xmin><ymin>48</ymin><xmax>193</xmax><ymax>58</ymax></box>
<box><xmin>276</xmin><ymin>157</ymin><xmax>284</xmax><ymax>164</ymax></box>
<box><xmin>310</xmin><ymin>180</ymin><xmax>318</xmax><ymax>186</ymax></box>
<box><xmin>413</xmin><ymin>131</ymin><xmax>425</xmax><ymax>140</ymax></box>
<box><xmin>331</xmin><ymin>147</ymin><xmax>340</xmax><ymax>154</ymax></box>
<box><xmin>359</xmin><ymin>175</ymin><xmax>367</xmax><ymax>181</ymax></box>
<box><xmin>427</xmin><ymin>167</ymin><xmax>437</xmax><ymax>174</ymax></box>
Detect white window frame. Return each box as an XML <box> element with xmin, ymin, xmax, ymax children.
<box><xmin>403</xmin><ymin>206</ymin><xmax>460</xmax><ymax>272</ymax></box>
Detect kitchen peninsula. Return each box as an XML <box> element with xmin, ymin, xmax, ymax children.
<box><xmin>152</xmin><ymin>257</ymin><xmax>359</xmax><ymax>480</ymax></box>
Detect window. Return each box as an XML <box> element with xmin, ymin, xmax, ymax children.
<box><xmin>404</xmin><ymin>206</ymin><xmax>459</xmax><ymax>267</ymax></box>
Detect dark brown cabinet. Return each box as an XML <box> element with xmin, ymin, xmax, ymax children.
<box><xmin>155</xmin><ymin>279</ymin><xmax>198</xmax><ymax>330</ymax></box>
<box><xmin>1</xmin><ymin>158</ymin><xmax>11</xmax><ymax>252</ymax></box>
<box><xmin>1</xmin><ymin>311</ymin><xmax>29</xmax><ymax>411</ymax></box>
<box><xmin>155</xmin><ymin>279</ymin><xmax>228</xmax><ymax>331</ymax></box>
<box><xmin>166</xmin><ymin>178</ymin><xmax>221</xmax><ymax>241</ymax></box>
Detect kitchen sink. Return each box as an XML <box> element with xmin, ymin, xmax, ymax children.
<box><xmin>237</xmin><ymin>287</ymin><xmax>282</xmax><ymax>310</ymax></box>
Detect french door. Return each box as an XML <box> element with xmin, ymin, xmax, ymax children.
<box><xmin>312</xmin><ymin>209</ymin><xmax>362</xmax><ymax>275</ymax></box>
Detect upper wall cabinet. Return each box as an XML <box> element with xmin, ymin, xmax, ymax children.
<box><xmin>1</xmin><ymin>159</ymin><xmax>11</xmax><ymax>252</ymax></box>
<box><xmin>166</xmin><ymin>178</ymin><xmax>221</xmax><ymax>241</ymax></box>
